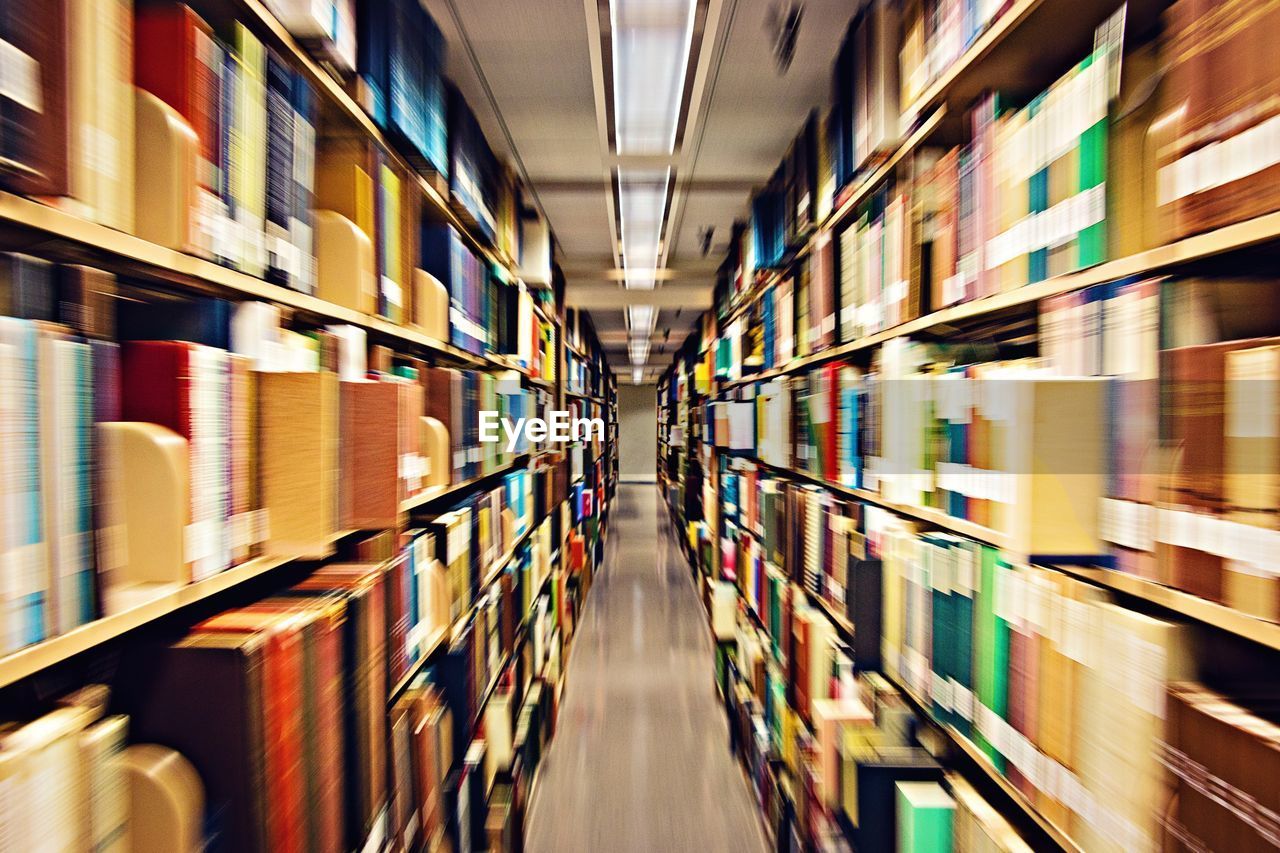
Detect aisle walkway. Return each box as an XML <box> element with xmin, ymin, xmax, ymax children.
<box><xmin>526</xmin><ymin>485</ymin><xmax>768</xmax><ymax>853</ymax></box>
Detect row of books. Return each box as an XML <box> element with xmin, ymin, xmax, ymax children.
<box><xmin>0</xmin><ymin>253</ymin><xmax>555</xmax><ymax>654</ymax></box>
<box><xmin>0</xmin><ymin>685</ymin><xmax>199</xmax><ymax>852</ymax></box>
<box><xmin>898</xmin><ymin>0</ymin><xmax>1006</xmax><ymax>126</ymax></box>
<box><xmin>708</xmin><ymin>457</ymin><xmax>1280</xmax><ymax>853</ymax></box>
<box><xmin>713</xmin><ymin>0</ymin><xmax>1280</xmax><ymax>368</ymax></box>
<box><xmin>722</xmin><ymin>26</ymin><xmax>1122</xmax><ymax>371</ymax></box>
<box><xmin>724</xmin><ymin>0</ymin><xmax>1016</xmax><ymax>288</ymax></box>
<box><xmin>1041</xmin><ymin>276</ymin><xmax>1280</xmax><ymax>621</ymax></box>
<box><xmin>721</xmin><ymin>464</ymin><xmax>882</xmax><ymax>668</ymax></box>
<box><xmin>713</xmin><ymin>297</ymin><xmax>1280</xmax><ymax>612</ymax></box>
<box><xmin>397</xmin><ymin>473</ymin><xmax>532</xmax><ymax>677</ymax></box>
<box><xmin>722</xmin><ymin>600</ymin><xmax>1032</xmax><ymax>852</ymax></box>
<box><xmin>2</xmin><ymin>524</ymin><xmax>570</xmax><ymax>853</ymax></box>
<box><xmin>875</xmin><ymin>508</ymin><xmax>1196</xmax><ymax>853</ymax></box>
<box><xmin>0</xmin><ymin>0</ymin><xmax>551</xmax><ymax>325</ymax></box>
<box><xmin>564</xmin><ymin>348</ymin><xmax>609</xmax><ymax>399</ymax></box>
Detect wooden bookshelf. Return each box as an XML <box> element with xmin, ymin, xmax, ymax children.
<box><xmin>0</xmin><ymin>190</ymin><xmax>552</xmax><ymax>383</ymax></box>
<box><xmin>723</xmin><ymin>208</ymin><xmax>1280</xmax><ymax>388</ymax></box>
<box><xmin>0</xmin><ymin>527</ymin><xmax>356</xmax><ymax>691</ymax></box>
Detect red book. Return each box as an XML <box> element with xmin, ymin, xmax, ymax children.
<box><xmin>196</xmin><ymin>607</ymin><xmax>308</xmax><ymax>853</ymax></box>
<box><xmin>133</xmin><ymin>3</ymin><xmax>221</xmax><ymax>190</ymax></box>
<box><xmin>120</xmin><ymin>340</ymin><xmax>230</xmax><ymax>581</ymax></box>
<box><xmin>822</xmin><ymin>362</ymin><xmax>840</xmax><ymax>480</ymax></box>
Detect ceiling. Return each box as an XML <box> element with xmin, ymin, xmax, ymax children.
<box><xmin>425</xmin><ymin>0</ymin><xmax>860</xmax><ymax>380</ymax></box>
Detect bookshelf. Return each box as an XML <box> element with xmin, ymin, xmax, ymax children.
<box><xmin>0</xmin><ymin>0</ymin><xmax>618</xmax><ymax>848</ymax></box>
<box><xmin>658</xmin><ymin>0</ymin><xmax>1280</xmax><ymax>846</ymax></box>
<box><xmin>720</xmin><ymin>206</ymin><xmax>1280</xmax><ymax>390</ymax></box>
<box><xmin>0</xmin><ymin>190</ymin><xmax>556</xmax><ymax>380</ymax></box>
<box><xmin>229</xmin><ymin>0</ymin><xmax>521</xmax><ymax>276</ymax></box>
<box><xmin>883</xmin><ymin>671</ymin><xmax>1084</xmax><ymax>853</ymax></box>
<box><xmin>0</xmin><ymin>536</ymin><xmax>347</xmax><ymax>691</ymax></box>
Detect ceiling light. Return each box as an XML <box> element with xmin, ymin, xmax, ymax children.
<box><xmin>611</xmin><ymin>0</ymin><xmax>697</xmax><ymax>155</ymax></box>
<box><xmin>632</xmin><ymin>367</ymin><xmax>644</xmax><ymax>384</ymax></box>
<box><xmin>627</xmin><ymin>305</ymin><xmax>658</xmax><ymax>334</ymax></box>
<box><xmin>628</xmin><ymin>338</ymin><xmax>651</xmax><ymax>364</ymax></box>
<box><xmin>618</xmin><ymin>169</ymin><xmax>669</xmax><ymax>289</ymax></box>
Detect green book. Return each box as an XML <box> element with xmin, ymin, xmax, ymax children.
<box><xmin>896</xmin><ymin>781</ymin><xmax>955</xmax><ymax>853</ymax></box>
<box><xmin>973</xmin><ymin>546</ymin><xmax>1010</xmax><ymax>772</ymax></box>
<box><xmin>951</xmin><ymin>540</ymin><xmax>977</xmax><ymax>739</ymax></box>
<box><xmin>1078</xmin><ymin>49</ymin><xmax>1109</xmax><ymax>268</ymax></box>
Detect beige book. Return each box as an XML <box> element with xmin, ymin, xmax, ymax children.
<box><xmin>421</xmin><ymin>417</ymin><xmax>451</xmax><ymax>488</ymax></box>
<box><xmin>81</xmin><ymin>715</ymin><xmax>129</xmax><ymax>853</ymax></box>
<box><xmin>413</xmin><ymin>269</ymin><xmax>450</xmax><ymax>343</ymax></box>
<box><xmin>1034</xmin><ymin>569</ymin><xmax>1110</xmax><ymax>829</ymax></box>
<box><xmin>1225</xmin><ymin>344</ymin><xmax>1280</xmax><ymax>620</ymax></box>
<box><xmin>80</xmin><ymin>0</ymin><xmax>135</xmax><ymax>231</ymax></box>
<box><xmin>133</xmin><ymin>90</ymin><xmax>199</xmax><ymax>253</ymax></box>
<box><xmin>2</xmin><ymin>706</ymin><xmax>95</xmax><ymax>853</ymax></box>
<box><xmin>998</xmin><ymin>377</ymin><xmax>1108</xmax><ymax>557</ymax></box>
<box><xmin>1071</xmin><ymin>604</ymin><xmax>1195</xmax><ymax>853</ymax></box>
<box><xmin>258</xmin><ymin>371</ymin><xmax>338</xmax><ymax>557</ymax></box>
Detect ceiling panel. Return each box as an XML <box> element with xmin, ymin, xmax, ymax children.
<box><xmin>431</xmin><ymin>0</ymin><xmax>861</xmax><ymax>353</ymax></box>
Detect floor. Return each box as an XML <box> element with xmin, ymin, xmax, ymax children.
<box><xmin>526</xmin><ymin>485</ymin><xmax>769</xmax><ymax>853</ymax></box>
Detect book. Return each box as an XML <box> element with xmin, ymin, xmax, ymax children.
<box><xmin>121</xmin><ymin>340</ymin><xmax>231</xmax><ymax>582</ymax></box>
<box><xmin>895</xmin><ymin>781</ymin><xmax>955</xmax><ymax>853</ymax></box>
<box><xmin>257</xmin><ymin>370</ymin><xmax>339</xmax><ymax>557</ymax></box>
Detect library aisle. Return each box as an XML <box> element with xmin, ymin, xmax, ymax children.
<box><xmin>527</xmin><ymin>485</ymin><xmax>767</xmax><ymax>853</ymax></box>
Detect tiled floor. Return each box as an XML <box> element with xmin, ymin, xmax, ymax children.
<box><xmin>525</xmin><ymin>485</ymin><xmax>769</xmax><ymax>853</ymax></box>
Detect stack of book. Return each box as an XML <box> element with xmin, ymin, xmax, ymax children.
<box><xmin>122</xmin><ymin>561</ymin><xmax>393</xmax><ymax>851</ymax></box>
<box><xmin>877</xmin><ymin>516</ymin><xmax>1196</xmax><ymax>852</ymax></box>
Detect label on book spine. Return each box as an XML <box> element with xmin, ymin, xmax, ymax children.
<box><xmin>185</xmin><ymin>520</ymin><xmax>215</xmax><ymax>568</ymax></box>
<box><xmin>0</xmin><ymin>40</ymin><xmax>42</xmax><ymax>112</ymax></box>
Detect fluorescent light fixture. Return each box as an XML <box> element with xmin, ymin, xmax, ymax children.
<box><xmin>611</xmin><ymin>0</ymin><xmax>697</xmax><ymax>155</ymax></box>
<box><xmin>618</xmin><ymin>169</ymin><xmax>668</xmax><ymax>289</ymax></box>
<box><xmin>628</xmin><ymin>338</ymin><xmax>651</xmax><ymax>365</ymax></box>
<box><xmin>632</xmin><ymin>367</ymin><xmax>644</xmax><ymax>384</ymax></box>
<box><xmin>627</xmin><ymin>304</ymin><xmax>658</xmax><ymax>334</ymax></box>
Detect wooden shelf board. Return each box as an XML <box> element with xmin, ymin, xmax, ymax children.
<box><xmin>0</xmin><ymin>526</ymin><xmax>355</xmax><ymax>689</ymax></box>
<box><xmin>736</xmin><ymin>454</ymin><xmax>1009</xmax><ymax>550</ymax></box>
<box><xmin>398</xmin><ymin>456</ymin><xmax>529</xmax><ymax>515</ymax></box>
<box><xmin>0</xmin><ymin>191</ymin><xmax>552</xmax><ymax>379</ymax></box>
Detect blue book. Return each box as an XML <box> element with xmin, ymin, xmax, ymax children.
<box><xmin>0</xmin><ymin>319</ymin><xmax>45</xmax><ymax>648</ymax></box>
<box><xmin>117</xmin><ymin>296</ymin><xmax>233</xmax><ymax>350</ymax></box>
<box><xmin>291</xmin><ymin>69</ymin><xmax>317</xmax><ymax>295</ymax></box>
